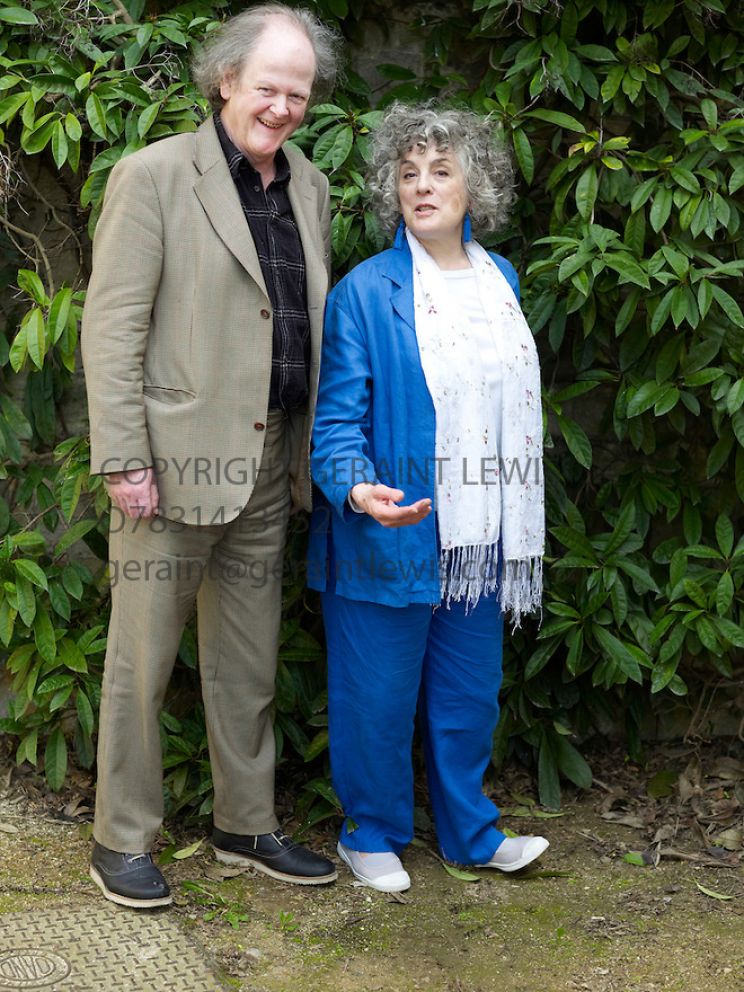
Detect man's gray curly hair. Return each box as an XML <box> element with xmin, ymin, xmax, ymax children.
<box><xmin>192</xmin><ymin>3</ymin><xmax>340</xmax><ymax>110</ymax></box>
<box><xmin>366</xmin><ymin>103</ymin><xmax>515</xmax><ymax>236</ymax></box>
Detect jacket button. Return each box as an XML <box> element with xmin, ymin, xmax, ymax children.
<box><xmin>260</xmin><ymin>308</ymin><xmax>270</xmax><ymax>319</ymax></box>
<box><xmin>254</xmin><ymin>421</ymin><xmax>266</xmax><ymax>431</ymax></box>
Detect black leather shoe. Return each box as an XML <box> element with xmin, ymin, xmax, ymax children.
<box><xmin>213</xmin><ymin>828</ymin><xmax>337</xmax><ymax>885</ymax></box>
<box><xmin>90</xmin><ymin>841</ymin><xmax>172</xmax><ymax>908</ymax></box>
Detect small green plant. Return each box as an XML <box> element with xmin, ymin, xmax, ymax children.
<box><xmin>181</xmin><ymin>880</ymin><xmax>249</xmax><ymax>931</ymax></box>
<box><xmin>277</xmin><ymin>910</ymin><xmax>300</xmax><ymax>934</ymax></box>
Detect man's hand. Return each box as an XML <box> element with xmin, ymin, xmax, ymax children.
<box><xmin>350</xmin><ymin>483</ymin><xmax>432</xmax><ymax>528</ymax></box>
<box><xmin>104</xmin><ymin>467</ymin><xmax>159</xmax><ymax>519</ymax></box>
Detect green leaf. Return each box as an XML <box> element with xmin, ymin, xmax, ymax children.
<box><xmin>33</xmin><ymin>607</ymin><xmax>56</xmax><ymax>663</ymax></box>
<box><xmin>553</xmin><ymin>736</ymin><xmax>593</xmax><ymax>789</ymax></box>
<box><xmin>51</xmin><ymin>119</ymin><xmax>68</xmax><ymax>169</ymax></box>
<box><xmin>443</xmin><ymin>864</ymin><xmax>481</xmax><ymax>882</ymax></box>
<box><xmin>330</xmin><ymin>126</ymin><xmax>353</xmax><ymax>170</ymax></box>
<box><xmin>61</xmin><ymin>565</ymin><xmax>84</xmax><ymax>600</ymax></box>
<box><xmin>524</xmin><ymin>109</ymin><xmax>586</xmax><ymax>133</ymax></box>
<box><xmin>23</xmin><ymin>308</ymin><xmax>46</xmax><ymax>369</ymax></box>
<box><xmin>537</xmin><ymin>737</ymin><xmax>561</xmax><ymax>810</ymax></box>
<box><xmin>137</xmin><ymin>102</ymin><xmax>160</xmax><ymax>139</ymax></box>
<box><xmin>711</xmin><ymin>284</ymin><xmax>744</xmax><ymax>327</ymax></box>
<box><xmin>58</xmin><ymin>637</ymin><xmax>87</xmax><ymax>673</ymax></box>
<box><xmin>17</xmin><ymin>268</ymin><xmax>46</xmax><ymax>305</ymax></box>
<box><xmin>649</xmin><ymin>187</ymin><xmax>672</xmax><ymax>232</ymax></box>
<box><xmin>304</xmin><ymin>729</ymin><xmax>329</xmax><ymax>762</ymax></box>
<box><xmin>9</xmin><ymin>320</ymin><xmax>27</xmax><ymax>372</ymax></box>
<box><xmin>715</xmin><ymin>572</ymin><xmax>734</xmax><ymax>616</ymax></box>
<box><xmin>623</xmin><ymin>852</ymin><xmax>646</xmax><ymax>866</ymax></box>
<box><xmin>715</xmin><ymin>618</ymin><xmax>744</xmax><ymax>648</ymax></box>
<box><xmin>0</xmin><ymin>7</ymin><xmax>39</xmax><ymax>24</ymax></box>
<box><xmin>17</xmin><ymin>729</ymin><xmax>38</xmax><ymax>767</ymax></box>
<box><xmin>512</xmin><ymin>127</ymin><xmax>534</xmax><ymax>184</ymax></box>
<box><xmin>65</xmin><ymin>112</ymin><xmax>82</xmax><ymax>142</ymax></box>
<box><xmin>54</xmin><ymin>518</ymin><xmax>96</xmax><ymax>557</ymax></box>
<box><xmin>726</xmin><ymin>379</ymin><xmax>744</xmax><ymax>416</ymax></box>
<box><xmin>14</xmin><ymin>573</ymin><xmax>36</xmax><ymax>626</ymax></box>
<box><xmin>669</xmin><ymin>167</ymin><xmax>699</xmax><ymax>194</ymax></box>
<box><xmin>0</xmin><ymin>91</ymin><xmax>28</xmax><ymax>125</ymax></box>
<box><xmin>59</xmin><ymin>472</ymin><xmax>83</xmax><ymax>522</ymax></box>
<box><xmin>85</xmin><ymin>93</ymin><xmax>107</xmax><ymax>139</ymax></box>
<box><xmin>75</xmin><ymin>690</ymin><xmax>94</xmax><ymax>736</ymax></box>
<box><xmin>695</xmin><ymin>882</ymin><xmax>733</xmax><ymax>902</ymax></box>
<box><xmin>605</xmin><ymin>254</ymin><xmax>649</xmax><ymax>289</ymax></box>
<box><xmin>48</xmin><ymin>287</ymin><xmax>73</xmax><ymax>345</ymax></box>
<box><xmin>575</xmin><ymin>165</ymin><xmax>598</xmax><ymax>221</ymax></box>
<box><xmin>715</xmin><ymin>515</ymin><xmax>734</xmax><ymax>558</ymax></box>
<box><xmin>605</xmin><ymin>503</ymin><xmax>636</xmax><ymax>555</ymax></box>
<box><xmin>44</xmin><ymin>726</ymin><xmax>67</xmax><ymax>791</ymax></box>
<box><xmin>626</xmin><ymin>382</ymin><xmax>665</xmax><ymax>418</ymax></box>
<box><xmin>172</xmin><ymin>838</ymin><xmax>204</xmax><ymax>860</ymax></box>
<box><xmin>556</xmin><ymin>414</ymin><xmax>592</xmax><ymax>469</ymax></box>
<box><xmin>14</xmin><ymin>559</ymin><xmax>48</xmax><ymax>589</ymax></box>
<box><xmin>592</xmin><ymin>626</ymin><xmax>642</xmax><ymax>683</ymax></box>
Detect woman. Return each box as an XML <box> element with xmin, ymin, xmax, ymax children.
<box><xmin>308</xmin><ymin>103</ymin><xmax>548</xmax><ymax>892</ymax></box>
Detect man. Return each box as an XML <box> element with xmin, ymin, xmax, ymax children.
<box><xmin>81</xmin><ymin>4</ymin><xmax>339</xmax><ymax>908</ymax></box>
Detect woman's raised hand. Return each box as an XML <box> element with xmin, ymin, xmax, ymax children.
<box><xmin>350</xmin><ymin>483</ymin><xmax>432</xmax><ymax>528</ymax></box>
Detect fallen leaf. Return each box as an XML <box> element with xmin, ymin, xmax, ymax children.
<box><xmin>78</xmin><ymin>822</ymin><xmax>93</xmax><ymax>842</ymax></box>
<box><xmin>695</xmin><ymin>882</ymin><xmax>734</xmax><ymax>901</ymax></box>
<box><xmin>647</xmin><ymin>770</ymin><xmax>678</xmax><ymax>799</ymax></box>
<box><xmin>172</xmin><ymin>838</ymin><xmax>205</xmax><ymax>860</ymax></box>
<box><xmin>678</xmin><ymin>757</ymin><xmax>702</xmax><ymax>803</ymax></box>
<box><xmin>712</xmin><ymin>827</ymin><xmax>743</xmax><ymax>852</ymax></box>
<box><xmin>600</xmin><ymin>811</ymin><xmax>646</xmax><ymax>829</ymax></box>
<box><xmin>63</xmin><ymin>797</ymin><xmax>91</xmax><ymax>818</ymax></box>
<box><xmin>0</xmin><ymin>822</ymin><xmax>19</xmax><ymax>834</ymax></box>
<box><xmin>443</xmin><ymin>864</ymin><xmax>480</xmax><ymax>882</ymax></box>
<box><xmin>709</xmin><ymin>757</ymin><xmax>744</xmax><ymax>782</ymax></box>
<box><xmin>204</xmin><ymin>865</ymin><xmax>254</xmax><ymax>881</ymax></box>
<box><xmin>623</xmin><ymin>851</ymin><xmax>646</xmax><ymax>866</ymax></box>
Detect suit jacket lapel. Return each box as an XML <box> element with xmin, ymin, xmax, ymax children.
<box><xmin>193</xmin><ymin>117</ymin><xmax>269</xmax><ymax>297</ymax></box>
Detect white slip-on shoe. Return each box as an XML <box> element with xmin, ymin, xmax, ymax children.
<box><xmin>337</xmin><ymin>842</ymin><xmax>411</xmax><ymax>892</ymax></box>
<box><xmin>476</xmin><ymin>835</ymin><xmax>550</xmax><ymax>872</ymax></box>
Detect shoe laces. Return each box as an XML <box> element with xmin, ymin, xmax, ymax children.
<box><xmin>125</xmin><ymin>853</ymin><xmax>152</xmax><ymax>865</ymax></box>
<box><xmin>270</xmin><ymin>830</ymin><xmax>297</xmax><ymax>851</ymax></box>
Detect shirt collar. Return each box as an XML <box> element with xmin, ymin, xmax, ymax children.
<box><xmin>214</xmin><ymin>111</ymin><xmax>291</xmax><ymax>185</ymax></box>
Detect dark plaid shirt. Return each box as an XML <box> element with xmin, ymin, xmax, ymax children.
<box><xmin>215</xmin><ymin>113</ymin><xmax>310</xmax><ymax>412</ymax></box>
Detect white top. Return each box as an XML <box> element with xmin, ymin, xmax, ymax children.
<box><xmin>441</xmin><ymin>267</ymin><xmax>502</xmax><ymax>441</ymax></box>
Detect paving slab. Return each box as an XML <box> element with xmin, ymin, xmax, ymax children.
<box><xmin>0</xmin><ymin>906</ymin><xmax>226</xmax><ymax>992</ymax></box>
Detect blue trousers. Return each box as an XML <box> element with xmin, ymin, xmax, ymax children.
<box><xmin>322</xmin><ymin>590</ymin><xmax>506</xmax><ymax>865</ymax></box>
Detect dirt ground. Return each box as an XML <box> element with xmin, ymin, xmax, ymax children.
<box><xmin>1</xmin><ymin>740</ymin><xmax>743</xmax><ymax>992</ymax></box>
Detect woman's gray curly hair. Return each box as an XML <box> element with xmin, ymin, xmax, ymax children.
<box><xmin>366</xmin><ymin>103</ymin><xmax>515</xmax><ymax>236</ymax></box>
<box><xmin>192</xmin><ymin>3</ymin><xmax>340</xmax><ymax>109</ymax></box>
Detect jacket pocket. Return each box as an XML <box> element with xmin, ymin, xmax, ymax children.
<box><xmin>142</xmin><ymin>385</ymin><xmax>196</xmax><ymax>405</ymax></box>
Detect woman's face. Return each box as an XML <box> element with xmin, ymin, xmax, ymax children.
<box><xmin>397</xmin><ymin>142</ymin><xmax>469</xmax><ymax>246</ymax></box>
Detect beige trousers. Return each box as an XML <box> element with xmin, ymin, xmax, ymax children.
<box><xmin>93</xmin><ymin>413</ymin><xmax>290</xmax><ymax>852</ymax></box>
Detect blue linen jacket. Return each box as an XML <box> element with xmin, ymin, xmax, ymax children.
<box><xmin>307</xmin><ymin>225</ymin><xmax>520</xmax><ymax>607</ymax></box>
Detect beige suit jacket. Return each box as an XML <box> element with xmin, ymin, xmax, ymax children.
<box><xmin>81</xmin><ymin>115</ymin><xmax>330</xmax><ymax>523</ymax></box>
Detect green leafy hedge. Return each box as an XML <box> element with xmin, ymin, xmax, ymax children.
<box><xmin>0</xmin><ymin>0</ymin><xmax>742</xmax><ymax>817</ymax></box>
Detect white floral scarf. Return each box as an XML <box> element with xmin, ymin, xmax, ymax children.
<box><xmin>407</xmin><ymin>229</ymin><xmax>544</xmax><ymax>625</ymax></box>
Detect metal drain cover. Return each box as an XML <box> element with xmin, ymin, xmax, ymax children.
<box><xmin>0</xmin><ymin>906</ymin><xmax>225</xmax><ymax>991</ymax></box>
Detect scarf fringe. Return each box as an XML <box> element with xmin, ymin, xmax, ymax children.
<box><xmin>440</xmin><ymin>543</ymin><xmax>500</xmax><ymax>610</ymax></box>
<box><xmin>440</xmin><ymin>546</ymin><xmax>543</xmax><ymax>625</ymax></box>
<box><xmin>500</xmin><ymin>556</ymin><xmax>543</xmax><ymax>629</ymax></box>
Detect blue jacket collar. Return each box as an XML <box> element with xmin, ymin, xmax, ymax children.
<box><xmin>382</xmin><ymin>216</ymin><xmax>474</xmax><ymax>328</ymax></box>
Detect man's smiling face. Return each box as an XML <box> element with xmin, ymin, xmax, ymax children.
<box><xmin>219</xmin><ymin>16</ymin><xmax>316</xmax><ymax>176</ymax></box>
